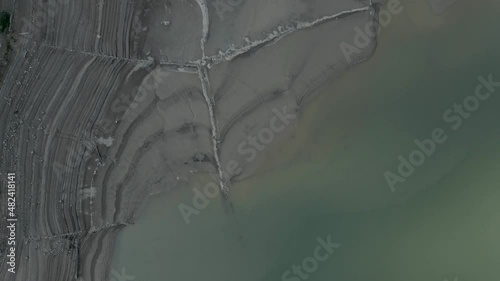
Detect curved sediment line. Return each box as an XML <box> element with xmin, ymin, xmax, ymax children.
<box><xmin>218</xmin><ymin>89</ymin><xmax>288</xmax><ymax>146</ymax></box>
<box><xmin>111</xmin><ymin>123</ymin><xmax>208</xmax><ymax>222</ymax></box>
<box><xmin>97</xmin><ymin>86</ymin><xmax>210</xmax><ymax>222</ymax></box>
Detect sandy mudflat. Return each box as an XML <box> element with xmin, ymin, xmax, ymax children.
<box><xmin>0</xmin><ymin>0</ymin><xmax>382</xmax><ymax>280</ymax></box>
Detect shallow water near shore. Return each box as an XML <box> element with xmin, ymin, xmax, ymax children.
<box><xmin>113</xmin><ymin>1</ymin><xmax>500</xmax><ymax>280</ymax></box>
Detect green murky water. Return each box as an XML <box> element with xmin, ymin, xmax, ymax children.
<box><xmin>113</xmin><ymin>1</ymin><xmax>500</xmax><ymax>280</ymax></box>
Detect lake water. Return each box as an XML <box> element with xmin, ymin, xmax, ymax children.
<box><xmin>113</xmin><ymin>1</ymin><xmax>500</xmax><ymax>280</ymax></box>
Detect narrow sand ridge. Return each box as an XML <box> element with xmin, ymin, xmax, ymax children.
<box><xmin>0</xmin><ymin>0</ymin><xmax>382</xmax><ymax>280</ymax></box>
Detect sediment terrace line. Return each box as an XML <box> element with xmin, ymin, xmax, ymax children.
<box><xmin>202</xmin><ymin>5</ymin><xmax>372</xmax><ymax>68</ymax></box>
<box><xmin>26</xmin><ymin>231</ymin><xmax>86</xmax><ymax>241</ymax></box>
<box><xmin>94</xmin><ymin>0</ymin><xmax>105</xmax><ymax>51</ymax></box>
<box><xmin>40</xmin><ymin>44</ymin><xmax>199</xmax><ymax>73</ymax></box>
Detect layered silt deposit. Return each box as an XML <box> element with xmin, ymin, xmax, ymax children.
<box><xmin>0</xmin><ymin>0</ymin><xmax>383</xmax><ymax>280</ymax></box>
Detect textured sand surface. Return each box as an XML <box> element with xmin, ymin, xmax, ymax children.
<box><xmin>0</xmin><ymin>0</ymin><xmax>382</xmax><ymax>280</ymax></box>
